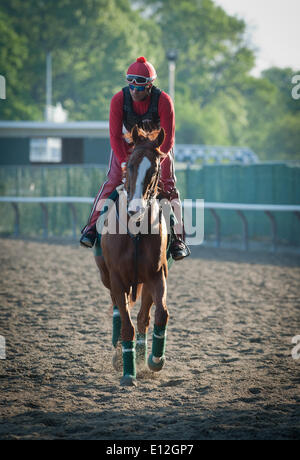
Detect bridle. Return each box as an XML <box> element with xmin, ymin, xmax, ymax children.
<box><xmin>126</xmin><ymin>149</ymin><xmax>161</xmax><ymax>218</ymax></box>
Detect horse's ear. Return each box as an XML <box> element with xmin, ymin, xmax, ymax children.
<box><xmin>131</xmin><ymin>125</ymin><xmax>140</xmax><ymax>144</ymax></box>
<box><xmin>155</xmin><ymin>128</ymin><xmax>165</xmax><ymax>148</ymax></box>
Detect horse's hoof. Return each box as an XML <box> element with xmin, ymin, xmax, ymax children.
<box><xmin>112</xmin><ymin>344</ymin><xmax>123</xmax><ymax>372</ymax></box>
<box><xmin>120</xmin><ymin>375</ymin><xmax>137</xmax><ymax>387</ymax></box>
<box><xmin>148</xmin><ymin>353</ymin><xmax>165</xmax><ymax>372</ymax></box>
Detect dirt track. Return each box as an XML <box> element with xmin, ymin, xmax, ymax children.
<box><xmin>0</xmin><ymin>238</ymin><xmax>299</xmax><ymax>440</ymax></box>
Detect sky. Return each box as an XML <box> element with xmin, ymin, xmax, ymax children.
<box><xmin>215</xmin><ymin>0</ymin><xmax>300</xmax><ymax>76</ymax></box>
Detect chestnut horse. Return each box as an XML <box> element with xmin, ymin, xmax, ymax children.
<box><xmin>96</xmin><ymin>126</ymin><xmax>170</xmax><ymax>386</ymax></box>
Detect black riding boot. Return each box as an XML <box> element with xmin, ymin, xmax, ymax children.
<box><xmin>80</xmin><ymin>223</ymin><xmax>97</xmax><ymax>248</ymax></box>
<box><xmin>170</xmin><ymin>230</ymin><xmax>191</xmax><ymax>261</ymax></box>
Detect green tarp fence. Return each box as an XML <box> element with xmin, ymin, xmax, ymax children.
<box><xmin>0</xmin><ymin>163</ymin><xmax>299</xmax><ymax>245</ymax></box>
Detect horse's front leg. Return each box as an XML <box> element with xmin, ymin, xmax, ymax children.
<box><xmin>147</xmin><ymin>270</ymin><xmax>169</xmax><ymax>372</ymax></box>
<box><xmin>136</xmin><ymin>285</ymin><xmax>153</xmax><ymax>368</ymax></box>
<box><xmin>95</xmin><ymin>255</ymin><xmax>111</xmax><ymax>289</ymax></box>
<box><xmin>111</xmin><ymin>275</ymin><xmax>137</xmax><ymax>386</ymax></box>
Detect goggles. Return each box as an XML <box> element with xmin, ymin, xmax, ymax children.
<box><xmin>126</xmin><ymin>74</ymin><xmax>154</xmax><ymax>85</ymax></box>
<box><xmin>129</xmin><ymin>84</ymin><xmax>147</xmax><ymax>92</ymax></box>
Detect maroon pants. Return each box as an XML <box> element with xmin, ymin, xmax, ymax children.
<box><xmin>87</xmin><ymin>150</ymin><xmax>183</xmax><ymax>234</ymax></box>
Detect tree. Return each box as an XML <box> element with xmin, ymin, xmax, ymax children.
<box><xmin>0</xmin><ymin>9</ymin><xmax>34</xmax><ymax>119</ymax></box>
<box><xmin>259</xmin><ymin>68</ymin><xmax>300</xmax><ymax>160</ymax></box>
<box><xmin>1</xmin><ymin>0</ymin><xmax>299</xmax><ymax>160</ymax></box>
<box><xmin>134</xmin><ymin>0</ymin><xmax>256</xmax><ymax>147</ymax></box>
<box><xmin>262</xmin><ymin>67</ymin><xmax>300</xmax><ymax>114</ymax></box>
<box><xmin>0</xmin><ymin>0</ymin><xmax>162</xmax><ymax>120</ymax></box>
<box><xmin>264</xmin><ymin>112</ymin><xmax>300</xmax><ymax>160</ymax></box>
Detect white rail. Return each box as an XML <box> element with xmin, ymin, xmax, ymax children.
<box><xmin>0</xmin><ymin>196</ymin><xmax>93</xmax><ymax>204</ymax></box>
<box><xmin>0</xmin><ymin>196</ymin><xmax>92</xmax><ymax>239</ymax></box>
<box><xmin>0</xmin><ymin>196</ymin><xmax>299</xmax><ymax>251</ymax></box>
<box><xmin>187</xmin><ymin>201</ymin><xmax>300</xmax><ymax>251</ymax></box>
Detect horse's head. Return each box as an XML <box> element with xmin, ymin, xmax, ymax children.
<box><xmin>125</xmin><ymin>125</ymin><xmax>165</xmax><ymax>218</ymax></box>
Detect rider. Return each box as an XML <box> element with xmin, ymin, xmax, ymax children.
<box><xmin>80</xmin><ymin>56</ymin><xmax>190</xmax><ymax>261</ymax></box>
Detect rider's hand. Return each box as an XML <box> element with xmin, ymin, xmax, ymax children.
<box><xmin>121</xmin><ymin>162</ymin><xmax>127</xmax><ymax>183</ymax></box>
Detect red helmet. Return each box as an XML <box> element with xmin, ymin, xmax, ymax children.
<box><xmin>126</xmin><ymin>57</ymin><xmax>157</xmax><ymax>85</ymax></box>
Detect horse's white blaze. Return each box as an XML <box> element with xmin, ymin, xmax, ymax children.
<box><xmin>128</xmin><ymin>157</ymin><xmax>151</xmax><ymax>213</ymax></box>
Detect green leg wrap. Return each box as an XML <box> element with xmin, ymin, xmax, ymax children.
<box><xmin>122</xmin><ymin>340</ymin><xmax>136</xmax><ymax>378</ymax></box>
<box><xmin>136</xmin><ymin>333</ymin><xmax>147</xmax><ymax>366</ymax></box>
<box><xmin>152</xmin><ymin>324</ymin><xmax>167</xmax><ymax>358</ymax></box>
<box><xmin>112</xmin><ymin>306</ymin><xmax>121</xmax><ymax>348</ymax></box>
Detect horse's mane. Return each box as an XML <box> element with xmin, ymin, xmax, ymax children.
<box><xmin>124</xmin><ymin>128</ymin><xmax>165</xmax><ymax>160</ymax></box>
<box><xmin>124</xmin><ymin>127</ymin><xmax>161</xmax><ymax>143</ymax></box>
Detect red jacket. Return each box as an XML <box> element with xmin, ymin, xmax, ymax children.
<box><xmin>109</xmin><ymin>89</ymin><xmax>175</xmax><ymax>165</ymax></box>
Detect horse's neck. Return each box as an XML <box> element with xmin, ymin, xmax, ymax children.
<box><xmin>117</xmin><ymin>189</ymin><xmax>162</xmax><ymax>237</ymax></box>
